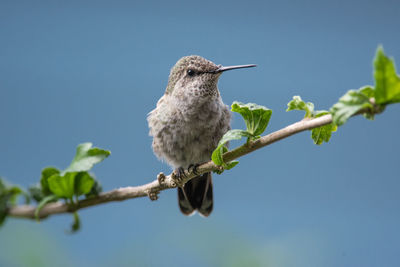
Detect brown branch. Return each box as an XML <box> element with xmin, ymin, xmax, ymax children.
<box><xmin>7</xmin><ymin>114</ymin><xmax>333</xmax><ymax>220</ymax></box>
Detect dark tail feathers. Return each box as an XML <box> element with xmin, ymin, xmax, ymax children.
<box><xmin>178</xmin><ymin>172</ymin><xmax>213</xmax><ymax>217</ymax></box>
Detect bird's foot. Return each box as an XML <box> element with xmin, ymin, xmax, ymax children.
<box><xmin>188</xmin><ymin>164</ymin><xmax>200</xmax><ymax>175</ymax></box>
<box><xmin>147</xmin><ymin>189</ymin><xmax>159</xmax><ymax>201</ymax></box>
<box><xmin>157</xmin><ymin>172</ymin><xmax>166</xmax><ymax>185</ymax></box>
<box><xmin>172</xmin><ymin>167</ymin><xmax>186</xmax><ymax>185</ymax></box>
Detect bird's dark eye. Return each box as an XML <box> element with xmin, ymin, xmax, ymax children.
<box><xmin>187</xmin><ymin>69</ymin><xmax>195</xmax><ymax>76</ymax></box>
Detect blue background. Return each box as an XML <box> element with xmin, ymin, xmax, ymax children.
<box><xmin>1</xmin><ymin>0</ymin><xmax>400</xmax><ymax>266</ymax></box>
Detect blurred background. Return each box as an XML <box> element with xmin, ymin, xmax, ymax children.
<box><xmin>1</xmin><ymin>0</ymin><xmax>399</xmax><ymax>266</ymax></box>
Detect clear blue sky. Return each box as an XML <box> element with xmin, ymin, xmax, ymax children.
<box><xmin>1</xmin><ymin>0</ymin><xmax>400</xmax><ymax>266</ymax></box>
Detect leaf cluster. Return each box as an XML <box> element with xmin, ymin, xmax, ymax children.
<box><xmin>286</xmin><ymin>96</ymin><xmax>337</xmax><ymax>145</ymax></box>
<box><xmin>0</xmin><ymin>179</ymin><xmax>29</xmax><ymax>226</ymax></box>
<box><xmin>331</xmin><ymin>46</ymin><xmax>399</xmax><ymax>126</ymax></box>
<box><xmin>211</xmin><ymin>102</ymin><xmax>272</xmax><ymax>172</ymax></box>
<box><xmin>1</xmin><ymin>143</ymin><xmax>110</xmax><ymax>232</ymax></box>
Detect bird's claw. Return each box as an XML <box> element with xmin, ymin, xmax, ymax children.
<box><xmin>147</xmin><ymin>190</ymin><xmax>159</xmax><ymax>201</ymax></box>
<box><xmin>157</xmin><ymin>172</ymin><xmax>166</xmax><ymax>185</ymax></box>
<box><xmin>172</xmin><ymin>167</ymin><xmax>186</xmax><ymax>184</ymax></box>
<box><xmin>188</xmin><ymin>164</ymin><xmax>200</xmax><ymax>175</ymax></box>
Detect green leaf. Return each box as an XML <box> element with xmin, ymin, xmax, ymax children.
<box><xmin>74</xmin><ymin>172</ymin><xmax>95</xmax><ymax>196</ymax></box>
<box><xmin>374</xmin><ymin>46</ymin><xmax>400</xmax><ymax>104</ymax></box>
<box><xmin>225</xmin><ymin>160</ymin><xmax>239</xmax><ymax>170</ymax></box>
<box><xmin>212</xmin><ymin>102</ymin><xmax>272</xmax><ymax>171</ymax></box>
<box><xmin>0</xmin><ymin>206</ymin><xmax>6</xmax><ymax>226</ymax></box>
<box><xmin>286</xmin><ymin>96</ymin><xmax>337</xmax><ymax>145</ymax></box>
<box><xmin>41</xmin><ymin>167</ymin><xmax>60</xmax><ymax>195</ymax></box>
<box><xmin>28</xmin><ymin>184</ymin><xmax>45</xmax><ymax>202</ymax></box>
<box><xmin>6</xmin><ymin>186</ymin><xmax>23</xmax><ymax>205</ymax></box>
<box><xmin>0</xmin><ymin>178</ymin><xmax>26</xmax><ymax>226</ymax></box>
<box><xmin>47</xmin><ymin>171</ymin><xmax>96</xmax><ymax>199</ymax></box>
<box><xmin>313</xmin><ymin>110</ymin><xmax>329</xmax><ymax>117</ymax></box>
<box><xmin>359</xmin><ymin>86</ymin><xmax>375</xmax><ymax>98</ymax></box>
<box><xmin>0</xmin><ymin>178</ymin><xmax>25</xmax><ymax>205</ymax></box>
<box><xmin>330</xmin><ymin>89</ymin><xmax>374</xmax><ymax>126</ymax></box>
<box><xmin>35</xmin><ymin>194</ymin><xmax>59</xmax><ymax>221</ymax></box>
<box><xmin>231</xmin><ymin>102</ymin><xmax>272</xmax><ymax>136</ymax></box>
<box><xmin>211</xmin><ymin>129</ymin><xmax>251</xmax><ymax>167</ymax></box>
<box><xmin>85</xmin><ymin>179</ymin><xmax>103</xmax><ymax>198</ymax></box>
<box><xmin>0</xmin><ymin>179</ymin><xmax>8</xmax><ymax>226</ymax></box>
<box><xmin>286</xmin><ymin>96</ymin><xmax>315</xmax><ymax>117</ymax></box>
<box><xmin>64</xmin><ymin>143</ymin><xmax>111</xmax><ymax>173</ymax></box>
<box><xmin>28</xmin><ymin>167</ymin><xmax>61</xmax><ymax>202</ymax></box>
<box><xmin>48</xmin><ymin>173</ymin><xmax>76</xmax><ymax>199</ymax></box>
<box><xmin>40</xmin><ymin>143</ymin><xmax>107</xmax><ymax>200</ymax></box>
<box><xmin>311</xmin><ymin>112</ymin><xmax>337</xmax><ymax>145</ymax></box>
<box><xmin>0</xmin><ymin>179</ymin><xmax>5</xmax><ymax>193</ymax></box>
<box><xmin>70</xmin><ymin>212</ymin><xmax>81</xmax><ymax>233</ymax></box>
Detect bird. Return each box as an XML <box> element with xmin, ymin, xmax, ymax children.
<box><xmin>147</xmin><ymin>55</ymin><xmax>256</xmax><ymax>216</ymax></box>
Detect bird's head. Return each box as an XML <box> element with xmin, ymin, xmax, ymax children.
<box><xmin>165</xmin><ymin>55</ymin><xmax>256</xmax><ymax>99</ymax></box>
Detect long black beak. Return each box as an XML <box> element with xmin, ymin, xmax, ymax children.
<box><xmin>212</xmin><ymin>64</ymin><xmax>257</xmax><ymax>73</ymax></box>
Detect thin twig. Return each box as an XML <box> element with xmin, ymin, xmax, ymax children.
<box><xmin>7</xmin><ymin>114</ymin><xmax>333</xmax><ymax>220</ymax></box>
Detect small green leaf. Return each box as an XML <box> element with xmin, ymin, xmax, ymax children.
<box><xmin>310</xmin><ymin>111</ymin><xmax>337</xmax><ymax>145</ymax></box>
<box><xmin>41</xmin><ymin>167</ymin><xmax>60</xmax><ymax>195</ymax></box>
<box><xmin>0</xmin><ymin>206</ymin><xmax>6</xmax><ymax>226</ymax></box>
<box><xmin>70</xmin><ymin>212</ymin><xmax>81</xmax><ymax>233</ymax></box>
<box><xmin>47</xmin><ymin>171</ymin><xmax>96</xmax><ymax>199</ymax></box>
<box><xmin>64</xmin><ymin>143</ymin><xmax>111</xmax><ymax>173</ymax></box>
<box><xmin>211</xmin><ymin>129</ymin><xmax>251</xmax><ymax>167</ymax></box>
<box><xmin>374</xmin><ymin>46</ymin><xmax>400</xmax><ymax>104</ymax></box>
<box><xmin>74</xmin><ymin>172</ymin><xmax>95</xmax><ymax>196</ymax></box>
<box><xmin>0</xmin><ymin>178</ymin><xmax>26</xmax><ymax>226</ymax></box>
<box><xmin>330</xmin><ymin>89</ymin><xmax>374</xmax><ymax>126</ymax></box>
<box><xmin>0</xmin><ymin>179</ymin><xmax>8</xmax><ymax>226</ymax></box>
<box><xmin>286</xmin><ymin>96</ymin><xmax>337</xmax><ymax>145</ymax></box>
<box><xmin>48</xmin><ymin>173</ymin><xmax>76</xmax><ymax>199</ymax></box>
<box><xmin>41</xmin><ymin>144</ymin><xmax>107</xmax><ymax>200</ymax></box>
<box><xmin>213</xmin><ymin>169</ymin><xmax>224</xmax><ymax>175</ymax></box>
<box><xmin>85</xmin><ymin>179</ymin><xmax>103</xmax><ymax>198</ymax></box>
<box><xmin>311</xmin><ymin>112</ymin><xmax>337</xmax><ymax>145</ymax></box>
<box><xmin>225</xmin><ymin>161</ymin><xmax>239</xmax><ymax>170</ymax></box>
<box><xmin>212</xmin><ymin>102</ymin><xmax>272</xmax><ymax>172</ymax></box>
<box><xmin>0</xmin><ymin>178</ymin><xmax>25</xmax><ymax>204</ymax></box>
<box><xmin>231</xmin><ymin>102</ymin><xmax>272</xmax><ymax>136</ymax></box>
<box><xmin>287</xmin><ymin>96</ymin><xmax>315</xmax><ymax>118</ymax></box>
<box><xmin>7</xmin><ymin>186</ymin><xmax>23</xmax><ymax>205</ymax></box>
<box><xmin>0</xmin><ymin>179</ymin><xmax>5</xmax><ymax>193</ymax></box>
<box><xmin>28</xmin><ymin>184</ymin><xmax>45</xmax><ymax>202</ymax></box>
<box><xmin>359</xmin><ymin>86</ymin><xmax>375</xmax><ymax>98</ymax></box>
<box><xmin>313</xmin><ymin>110</ymin><xmax>329</xmax><ymax>117</ymax></box>
<box><xmin>35</xmin><ymin>194</ymin><xmax>59</xmax><ymax>221</ymax></box>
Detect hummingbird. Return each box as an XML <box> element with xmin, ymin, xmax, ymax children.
<box><xmin>147</xmin><ymin>55</ymin><xmax>256</xmax><ymax>216</ymax></box>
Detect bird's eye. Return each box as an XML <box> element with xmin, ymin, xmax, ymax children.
<box><xmin>187</xmin><ymin>69</ymin><xmax>195</xmax><ymax>76</ymax></box>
